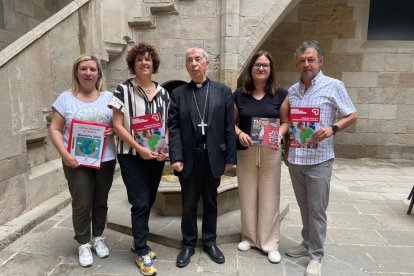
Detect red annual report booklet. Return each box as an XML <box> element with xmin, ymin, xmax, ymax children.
<box><xmin>67</xmin><ymin>119</ymin><xmax>108</xmax><ymax>169</ymax></box>
<box><xmin>250</xmin><ymin>117</ymin><xmax>280</xmax><ymax>147</ymax></box>
<box><xmin>288</xmin><ymin>107</ymin><xmax>320</xmax><ymax>149</ymax></box>
<box><xmin>130</xmin><ymin>113</ymin><xmax>168</xmax><ymax>153</ymax></box>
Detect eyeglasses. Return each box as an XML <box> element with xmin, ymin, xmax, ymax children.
<box><xmin>253</xmin><ymin>63</ymin><xmax>270</xmax><ymax>70</ymax></box>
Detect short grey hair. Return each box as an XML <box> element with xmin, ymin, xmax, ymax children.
<box><xmin>186</xmin><ymin>47</ymin><xmax>209</xmax><ymax>60</ymax></box>
<box><xmin>295</xmin><ymin>40</ymin><xmax>324</xmax><ymax>60</ymax></box>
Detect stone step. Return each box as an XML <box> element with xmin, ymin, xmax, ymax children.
<box><xmin>150</xmin><ymin>3</ymin><xmax>178</xmax><ymax>14</ymax></box>
<box><xmin>154</xmin><ymin>174</ymin><xmax>240</xmax><ymax>216</ymax></box>
<box><xmin>128</xmin><ymin>17</ymin><xmax>156</xmax><ymax>28</ymax></box>
<box><xmin>107</xmin><ymin>186</ymin><xmax>289</xmax><ymax>249</ymax></box>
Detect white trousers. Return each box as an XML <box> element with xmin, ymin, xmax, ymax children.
<box><xmin>236</xmin><ymin>146</ymin><xmax>282</xmax><ymax>252</ymax></box>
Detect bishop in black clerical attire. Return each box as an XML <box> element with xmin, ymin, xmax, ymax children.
<box><xmin>168</xmin><ymin>47</ymin><xmax>237</xmax><ymax>268</ymax></box>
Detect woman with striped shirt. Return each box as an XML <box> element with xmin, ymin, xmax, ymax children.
<box><xmin>109</xmin><ymin>42</ymin><xmax>169</xmax><ymax>276</ymax></box>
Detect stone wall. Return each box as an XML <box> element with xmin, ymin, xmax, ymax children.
<box><xmin>0</xmin><ymin>0</ymin><xmax>104</xmax><ymax>225</ymax></box>
<box><xmin>106</xmin><ymin>0</ymin><xmax>225</xmax><ymax>90</ymax></box>
<box><xmin>0</xmin><ymin>0</ymin><xmax>72</xmax><ymax>51</ymax></box>
<box><xmin>104</xmin><ymin>0</ymin><xmax>298</xmax><ymax>91</ymax></box>
<box><xmin>261</xmin><ymin>0</ymin><xmax>414</xmax><ymax>159</ymax></box>
<box><xmin>0</xmin><ymin>1</ymin><xmax>4</xmax><ymax>29</ymax></box>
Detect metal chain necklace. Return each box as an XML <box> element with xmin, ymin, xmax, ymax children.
<box><xmin>132</xmin><ymin>79</ymin><xmax>153</xmax><ymax>96</ymax></box>
<box><xmin>192</xmin><ymin>82</ymin><xmax>209</xmax><ymax>135</ymax></box>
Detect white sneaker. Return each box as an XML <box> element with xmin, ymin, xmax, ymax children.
<box><xmin>268</xmin><ymin>251</ymin><xmax>281</xmax><ymax>263</ymax></box>
<box><xmin>285</xmin><ymin>243</ymin><xmax>309</xmax><ymax>258</ymax></box>
<box><xmin>92</xmin><ymin>236</ymin><xmax>109</xmax><ymax>258</ymax></box>
<box><xmin>305</xmin><ymin>260</ymin><xmax>322</xmax><ymax>276</ymax></box>
<box><xmin>237</xmin><ymin>240</ymin><xmax>251</xmax><ymax>251</ymax></box>
<box><xmin>78</xmin><ymin>243</ymin><xmax>93</xmax><ymax>267</ymax></box>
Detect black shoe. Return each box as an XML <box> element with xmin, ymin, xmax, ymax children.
<box><xmin>176</xmin><ymin>247</ymin><xmax>195</xmax><ymax>268</ymax></box>
<box><xmin>203</xmin><ymin>244</ymin><xmax>225</xmax><ymax>264</ymax></box>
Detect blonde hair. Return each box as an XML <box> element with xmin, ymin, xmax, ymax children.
<box><xmin>71</xmin><ymin>54</ymin><xmax>105</xmax><ymax>94</ymax></box>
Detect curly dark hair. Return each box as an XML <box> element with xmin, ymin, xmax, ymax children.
<box><xmin>242</xmin><ymin>50</ymin><xmax>279</xmax><ymax>96</ymax></box>
<box><xmin>126</xmin><ymin>42</ymin><xmax>160</xmax><ymax>75</ymax></box>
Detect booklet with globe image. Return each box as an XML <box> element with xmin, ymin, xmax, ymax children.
<box><xmin>131</xmin><ymin>112</ymin><xmax>168</xmax><ymax>154</ymax></box>
<box><xmin>67</xmin><ymin>119</ymin><xmax>108</xmax><ymax>169</ymax></box>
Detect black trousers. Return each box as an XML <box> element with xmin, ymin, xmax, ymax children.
<box><xmin>117</xmin><ymin>154</ymin><xmax>165</xmax><ymax>256</ymax></box>
<box><xmin>179</xmin><ymin>148</ymin><xmax>220</xmax><ymax>248</ymax></box>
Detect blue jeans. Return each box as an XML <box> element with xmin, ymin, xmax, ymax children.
<box><xmin>117</xmin><ymin>154</ymin><xmax>165</xmax><ymax>256</ymax></box>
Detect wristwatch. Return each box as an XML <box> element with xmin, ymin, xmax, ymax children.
<box><xmin>331</xmin><ymin>125</ymin><xmax>339</xmax><ymax>135</ymax></box>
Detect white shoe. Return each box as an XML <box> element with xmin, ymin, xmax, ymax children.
<box><xmin>268</xmin><ymin>251</ymin><xmax>281</xmax><ymax>263</ymax></box>
<box><xmin>285</xmin><ymin>243</ymin><xmax>309</xmax><ymax>258</ymax></box>
<box><xmin>237</xmin><ymin>240</ymin><xmax>251</xmax><ymax>251</ymax></box>
<box><xmin>78</xmin><ymin>243</ymin><xmax>93</xmax><ymax>267</ymax></box>
<box><xmin>92</xmin><ymin>236</ymin><xmax>109</xmax><ymax>258</ymax></box>
<box><xmin>305</xmin><ymin>260</ymin><xmax>322</xmax><ymax>276</ymax></box>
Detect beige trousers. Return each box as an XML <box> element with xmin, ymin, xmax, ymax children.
<box><xmin>236</xmin><ymin>146</ymin><xmax>281</xmax><ymax>252</ymax></box>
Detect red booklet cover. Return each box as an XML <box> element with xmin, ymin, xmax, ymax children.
<box><xmin>67</xmin><ymin>119</ymin><xmax>108</xmax><ymax>169</ymax></box>
<box><xmin>288</xmin><ymin>107</ymin><xmax>320</xmax><ymax>149</ymax></box>
<box><xmin>250</xmin><ymin>117</ymin><xmax>280</xmax><ymax>147</ymax></box>
<box><xmin>131</xmin><ymin>113</ymin><xmax>163</xmax><ymax>132</ymax></box>
<box><xmin>130</xmin><ymin>113</ymin><xmax>168</xmax><ymax>153</ymax></box>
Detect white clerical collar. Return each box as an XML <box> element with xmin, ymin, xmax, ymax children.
<box><xmin>192</xmin><ymin>78</ymin><xmax>209</xmax><ymax>88</ymax></box>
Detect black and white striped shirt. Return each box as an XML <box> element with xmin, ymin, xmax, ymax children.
<box><xmin>108</xmin><ymin>79</ymin><xmax>170</xmax><ymax>155</ymax></box>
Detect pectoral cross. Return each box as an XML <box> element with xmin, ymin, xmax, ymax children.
<box><xmin>198</xmin><ymin>120</ymin><xmax>208</xmax><ymax>135</ymax></box>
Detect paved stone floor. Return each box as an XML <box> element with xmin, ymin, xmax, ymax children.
<box><xmin>0</xmin><ymin>158</ymin><xmax>413</xmax><ymax>275</ymax></box>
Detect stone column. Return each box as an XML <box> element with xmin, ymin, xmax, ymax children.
<box><xmin>220</xmin><ymin>0</ymin><xmax>240</xmax><ymax>89</ymax></box>
<box><xmin>78</xmin><ymin>0</ymin><xmax>106</xmax><ymax>61</ymax></box>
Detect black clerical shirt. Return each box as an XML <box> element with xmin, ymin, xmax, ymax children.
<box><xmin>190</xmin><ymin>79</ymin><xmax>210</xmax><ymax>144</ymax></box>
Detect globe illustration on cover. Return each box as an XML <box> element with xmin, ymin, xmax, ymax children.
<box><xmin>80</xmin><ymin>139</ymin><xmax>96</xmax><ymax>155</ymax></box>
<box><xmin>75</xmin><ymin>137</ymin><xmax>100</xmax><ymax>158</ymax></box>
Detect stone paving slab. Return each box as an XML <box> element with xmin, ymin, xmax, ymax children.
<box><xmin>0</xmin><ymin>189</ymin><xmax>71</xmax><ymax>250</ymax></box>
<box><xmin>0</xmin><ymin>158</ymin><xmax>413</xmax><ymax>275</ymax></box>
